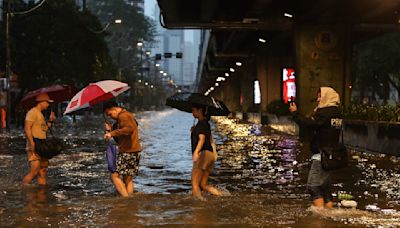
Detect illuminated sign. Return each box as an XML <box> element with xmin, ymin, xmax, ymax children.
<box><xmin>254</xmin><ymin>80</ymin><xmax>261</xmax><ymax>104</ymax></box>
<box><xmin>282</xmin><ymin>68</ymin><xmax>296</xmax><ymax>103</ymax></box>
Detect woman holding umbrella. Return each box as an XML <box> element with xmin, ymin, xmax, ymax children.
<box><xmin>166</xmin><ymin>92</ymin><xmax>230</xmax><ymax>199</ymax></box>
<box><xmin>191</xmin><ymin>104</ymin><xmax>223</xmax><ymax>199</ymax></box>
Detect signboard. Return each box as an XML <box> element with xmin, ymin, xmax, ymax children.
<box><xmin>254</xmin><ymin>80</ymin><xmax>261</xmax><ymax>104</ymax></box>
<box><xmin>282</xmin><ymin>68</ymin><xmax>296</xmax><ymax>103</ymax></box>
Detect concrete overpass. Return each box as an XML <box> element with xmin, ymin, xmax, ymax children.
<box><xmin>157</xmin><ymin>0</ymin><xmax>400</xmax><ymax>116</ymax></box>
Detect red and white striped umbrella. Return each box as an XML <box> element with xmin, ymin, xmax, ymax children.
<box><xmin>64</xmin><ymin>80</ymin><xmax>130</xmax><ymax>115</ymax></box>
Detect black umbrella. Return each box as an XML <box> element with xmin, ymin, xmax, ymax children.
<box><xmin>166</xmin><ymin>92</ymin><xmax>230</xmax><ymax>116</ymax></box>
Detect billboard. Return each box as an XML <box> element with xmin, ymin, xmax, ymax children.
<box><xmin>254</xmin><ymin>80</ymin><xmax>261</xmax><ymax>104</ymax></box>
<box><xmin>282</xmin><ymin>68</ymin><xmax>296</xmax><ymax>103</ymax></box>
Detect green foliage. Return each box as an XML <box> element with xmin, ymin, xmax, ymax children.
<box><xmin>87</xmin><ymin>0</ymin><xmax>155</xmax><ymax>81</ymax></box>
<box><xmin>343</xmin><ymin>104</ymin><xmax>400</xmax><ymax>122</ymax></box>
<box><xmin>353</xmin><ymin>32</ymin><xmax>400</xmax><ymax>101</ymax></box>
<box><xmin>267</xmin><ymin>100</ymin><xmax>291</xmax><ymax>117</ymax></box>
<box><xmin>0</xmin><ymin>0</ymin><xmax>117</xmax><ymax>93</ymax></box>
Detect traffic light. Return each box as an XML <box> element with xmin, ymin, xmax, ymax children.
<box><xmin>175</xmin><ymin>52</ymin><xmax>183</xmax><ymax>58</ymax></box>
<box><xmin>164</xmin><ymin>52</ymin><xmax>172</xmax><ymax>58</ymax></box>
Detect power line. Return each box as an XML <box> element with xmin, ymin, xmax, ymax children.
<box><xmin>12</xmin><ymin>0</ymin><xmax>46</xmax><ymax>15</ymax></box>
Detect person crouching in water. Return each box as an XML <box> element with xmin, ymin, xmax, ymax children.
<box><xmin>191</xmin><ymin>104</ymin><xmax>222</xmax><ymax>199</ymax></box>
<box><xmin>289</xmin><ymin>87</ymin><xmax>342</xmax><ymax>208</ymax></box>
<box><xmin>23</xmin><ymin>93</ymin><xmax>56</xmax><ymax>186</ymax></box>
<box><xmin>103</xmin><ymin>101</ymin><xmax>142</xmax><ymax>197</ymax></box>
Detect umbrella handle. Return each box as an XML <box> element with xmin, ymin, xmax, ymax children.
<box><xmin>103</xmin><ymin>113</ymin><xmax>111</xmax><ymax>124</ymax></box>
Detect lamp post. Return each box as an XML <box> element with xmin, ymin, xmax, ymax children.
<box><xmin>136</xmin><ymin>41</ymin><xmax>144</xmax><ymax>109</ymax></box>
<box><xmin>4</xmin><ymin>0</ymin><xmax>11</xmax><ymax>130</ymax></box>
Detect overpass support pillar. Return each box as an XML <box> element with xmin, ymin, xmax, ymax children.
<box><xmin>221</xmin><ymin>77</ymin><xmax>241</xmax><ymax>114</ymax></box>
<box><xmin>294</xmin><ymin>24</ymin><xmax>352</xmax><ymax>115</ymax></box>
<box><xmin>256</xmin><ymin>56</ymin><xmax>282</xmax><ymax>113</ymax></box>
<box><xmin>212</xmin><ymin>87</ymin><xmax>223</xmax><ymax>101</ymax></box>
<box><xmin>239</xmin><ymin>64</ymin><xmax>256</xmax><ymax>117</ymax></box>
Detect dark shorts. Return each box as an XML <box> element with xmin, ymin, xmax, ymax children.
<box><xmin>193</xmin><ymin>150</ymin><xmax>216</xmax><ymax>173</ymax></box>
<box><xmin>116</xmin><ymin>152</ymin><xmax>141</xmax><ymax>176</ymax></box>
<box><xmin>307</xmin><ymin>160</ymin><xmax>332</xmax><ymax>202</ymax></box>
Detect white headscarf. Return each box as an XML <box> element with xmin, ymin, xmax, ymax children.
<box><xmin>315</xmin><ymin>87</ymin><xmax>340</xmax><ymax>110</ymax></box>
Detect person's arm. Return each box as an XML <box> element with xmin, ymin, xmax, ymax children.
<box><xmin>46</xmin><ymin>111</ymin><xmax>56</xmax><ymax>128</ymax></box>
<box><xmin>25</xmin><ymin>120</ymin><xmax>35</xmax><ymax>151</ymax></box>
<box><xmin>210</xmin><ymin>135</ymin><xmax>218</xmax><ymax>160</ymax></box>
<box><xmin>193</xmin><ymin>134</ymin><xmax>206</xmax><ymax>162</ymax></box>
<box><xmin>109</xmin><ymin>115</ymin><xmax>134</xmax><ymax>137</ymax></box>
<box><xmin>289</xmin><ymin>103</ymin><xmax>325</xmax><ymax>128</ymax></box>
<box><xmin>210</xmin><ymin>135</ymin><xmax>217</xmax><ymax>153</ymax></box>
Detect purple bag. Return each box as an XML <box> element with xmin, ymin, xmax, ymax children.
<box><xmin>106</xmin><ymin>142</ymin><xmax>117</xmax><ymax>173</ymax></box>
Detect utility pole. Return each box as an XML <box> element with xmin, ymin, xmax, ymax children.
<box><xmin>5</xmin><ymin>0</ymin><xmax>11</xmax><ymax>130</ymax></box>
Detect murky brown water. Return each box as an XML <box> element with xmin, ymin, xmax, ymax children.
<box><xmin>0</xmin><ymin>109</ymin><xmax>399</xmax><ymax>227</ymax></box>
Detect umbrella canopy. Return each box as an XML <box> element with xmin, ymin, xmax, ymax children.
<box><xmin>166</xmin><ymin>92</ymin><xmax>230</xmax><ymax>116</ymax></box>
<box><xmin>20</xmin><ymin>84</ymin><xmax>78</xmax><ymax>110</ymax></box>
<box><xmin>64</xmin><ymin>80</ymin><xmax>130</xmax><ymax>115</ymax></box>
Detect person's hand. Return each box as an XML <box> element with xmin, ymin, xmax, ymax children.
<box><xmin>289</xmin><ymin>102</ymin><xmax>297</xmax><ymax>113</ymax></box>
<box><xmin>104</xmin><ymin>133</ymin><xmax>112</xmax><ymax>140</ymax></box>
<box><xmin>104</xmin><ymin>122</ymin><xmax>112</xmax><ymax>132</ymax></box>
<box><xmin>28</xmin><ymin>141</ymin><xmax>35</xmax><ymax>151</ymax></box>
<box><xmin>192</xmin><ymin>152</ymin><xmax>199</xmax><ymax>162</ymax></box>
<box><xmin>49</xmin><ymin>111</ymin><xmax>56</xmax><ymax>122</ymax></box>
<box><xmin>213</xmin><ymin>150</ymin><xmax>218</xmax><ymax>161</ymax></box>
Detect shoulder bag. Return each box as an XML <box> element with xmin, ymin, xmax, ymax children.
<box><xmin>320</xmin><ymin>124</ymin><xmax>348</xmax><ymax>171</ymax></box>
<box><xmin>34</xmin><ymin>127</ymin><xmax>64</xmax><ymax>159</ymax></box>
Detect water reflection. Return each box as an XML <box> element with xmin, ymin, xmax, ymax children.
<box><xmin>0</xmin><ymin>110</ymin><xmax>399</xmax><ymax>226</ymax></box>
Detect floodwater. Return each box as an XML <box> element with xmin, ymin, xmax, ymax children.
<box><xmin>0</xmin><ymin>109</ymin><xmax>399</xmax><ymax>227</ymax></box>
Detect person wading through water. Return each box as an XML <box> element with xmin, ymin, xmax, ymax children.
<box><xmin>191</xmin><ymin>104</ymin><xmax>223</xmax><ymax>200</ymax></box>
<box><xmin>289</xmin><ymin>87</ymin><xmax>342</xmax><ymax>208</ymax></box>
<box><xmin>103</xmin><ymin>101</ymin><xmax>142</xmax><ymax>197</ymax></box>
<box><xmin>22</xmin><ymin>93</ymin><xmax>56</xmax><ymax>186</ymax></box>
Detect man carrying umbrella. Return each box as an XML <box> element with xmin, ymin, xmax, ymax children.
<box><xmin>103</xmin><ymin>101</ymin><xmax>142</xmax><ymax>197</ymax></box>
<box><xmin>22</xmin><ymin>93</ymin><xmax>56</xmax><ymax>186</ymax></box>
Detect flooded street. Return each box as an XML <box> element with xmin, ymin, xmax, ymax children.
<box><xmin>0</xmin><ymin>109</ymin><xmax>400</xmax><ymax>227</ymax></box>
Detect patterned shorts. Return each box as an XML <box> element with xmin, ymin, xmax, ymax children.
<box><xmin>116</xmin><ymin>152</ymin><xmax>141</xmax><ymax>176</ymax></box>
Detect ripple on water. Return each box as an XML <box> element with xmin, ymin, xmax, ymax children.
<box><xmin>0</xmin><ymin>111</ymin><xmax>399</xmax><ymax>227</ymax></box>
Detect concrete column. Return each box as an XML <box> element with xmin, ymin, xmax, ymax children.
<box><xmin>294</xmin><ymin>24</ymin><xmax>352</xmax><ymax>115</ymax></box>
<box><xmin>212</xmin><ymin>87</ymin><xmax>223</xmax><ymax>101</ymax></box>
<box><xmin>257</xmin><ymin>55</ymin><xmax>283</xmax><ymax>113</ymax></box>
<box><xmin>221</xmin><ymin>77</ymin><xmax>241</xmax><ymax>113</ymax></box>
<box><xmin>239</xmin><ymin>64</ymin><xmax>255</xmax><ymax>113</ymax></box>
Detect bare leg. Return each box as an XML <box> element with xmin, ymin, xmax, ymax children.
<box><xmin>325</xmin><ymin>201</ymin><xmax>333</xmax><ymax>208</ymax></box>
<box><xmin>37</xmin><ymin>167</ymin><xmax>47</xmax><ymax>185</ymax></box>
<box><xmin>110</xmin><ymin>172</ymin><xmax>128</xmax><ymax>197</ymax></box>
<box><xmin>313</xmin><ymin>198</ymin><xmax>325</xmax><ymax>208</ymax></box>
<box><xmin>22</xmin><ymin>160</ymin><xmax>40</xmax><ymax>186</ymax></box>
<box><xmin>191</xmin><ymin>168</ymin><xmax>203</xmax><ymax>199</ymax></box>
<box><xmin>200</xmin><ymin>171</ymin><xmax>223</xmax><ymax>196</ymax></box>
<box><xmin>123</xmin><ymin>175</ymin><xmax>134</xmax><ymax>195</ymax></box>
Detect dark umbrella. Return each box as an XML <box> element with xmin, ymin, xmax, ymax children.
<box><xmin>20</xmin><ymin>84</ymin><xmax>79</xmax><ymax>110</ymax></box>
<box><xmin>166</xmin><ymin>92</ymin><xmax>230</xmax><ymax>116</ymax></box>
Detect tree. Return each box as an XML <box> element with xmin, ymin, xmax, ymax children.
<box><xmin>0</xmin><ymin>0</ymin><xmax>117</xmax><ymax>94</ymax></box>
<box><xmin>353</xmin><ymin>32</ymin><xmax>400</xmax><ymax>103</ymax></box>
<box><xmin>86</xmin><ymin>0</ymin><xmax>155</xmax><ymax>82</ymax></box>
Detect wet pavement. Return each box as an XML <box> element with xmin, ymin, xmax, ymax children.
<box><xmin>0</xmin><ymin>109</ymin><xmax>399</xmax><ymax>227</ymax></box>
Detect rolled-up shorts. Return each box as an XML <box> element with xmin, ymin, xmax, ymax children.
<box><xmin>116</xmin><ymin>152</ymin><xmax>141</xmax><ymax>176</ymax></box>
<box><xmin>27</xmin><ymin>150</ymin><xmax>49</xmax><ymax>168</ymax></box>
<box><xmin>307</xmin><ymin>159</ymin><xmax>332</xmax><ymax>202</ymax></box>
<box><xmin>193</xmin><ymin>150</ymin><xmax>216</xmax><ymax>173</ymax></box>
